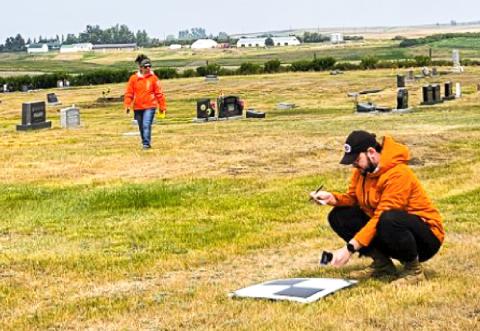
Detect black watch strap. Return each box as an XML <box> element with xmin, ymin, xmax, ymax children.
<box><xmin>346</xmin><ymin>243</ymin><xmax>356</xmax><ymax>253</ymax></box>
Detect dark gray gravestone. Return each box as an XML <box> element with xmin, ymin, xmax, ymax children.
<box><xmin>47</xmin><ymin>93</ymin><xmax>61</xmax><ymax>105</ymax></box>
<box><xmin>16</xmin><ymin>101</ymin><xmax>52</xmax><ymax>131</ymax></box>
<box><xmin>217</xmin><ymin>96</ymin><xmax>243</xmax><ymax>119</ymax></box>
<box><xmin>397</xmin><ymin>75</ymin><xmax>406</xmax><ymax>88</ymax></box>
<box><xmin>60</xmin><ymin>106</ymin><xmax>80</xmax><ymax>128</ymax></box>
<box><xmin>397</xmin><ymin>88</ymin><xmax>409</xmax><ymax>109</ymax></box>
<box><xmin>196</xmin><ymin>99</ymin><xmax>216</xmax><ymax>120</ymax></box>
<box><xmin>443</xmin><ymin>82</ymin><xmax>454</xmax><ymax>100</ymax></box>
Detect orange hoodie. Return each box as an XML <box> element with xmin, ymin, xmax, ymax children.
<box><xmin>332</xmin><ymin>136</ymin><xmax>444</xmax><ymax>247</ymax></box>
<box><xmin>124</xmin><ymin>71</ymin><xmax>167</xmax><ymax>111</ymax></box>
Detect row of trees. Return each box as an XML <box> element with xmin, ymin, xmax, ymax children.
<box><xmin>2</xmin><ymin>55</ymin><xmax>474</xmax><ymax>92</ymax></box>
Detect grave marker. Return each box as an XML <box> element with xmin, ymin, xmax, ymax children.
<box><xmin>60</xmin><ymin>106</ymin><xmax>80</xmax><ymax>128</ymax></box>
<box><xmin>16</xmin><ymin>101</ymin><xmax>52</xmax><ymax>131</ymax></box>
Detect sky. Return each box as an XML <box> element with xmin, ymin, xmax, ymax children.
<box><xmin>1</xmin><ymin>0</ymin><xmax>479</xmax><ymax>42</ymax></box>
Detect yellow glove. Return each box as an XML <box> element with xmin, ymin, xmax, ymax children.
<box><xmin>158</xmin><ymin>110</ymin><xmax>166</xmax><ymax>119</ymax></box>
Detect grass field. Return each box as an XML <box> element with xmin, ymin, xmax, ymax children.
<box><xmin>1</xmin><ymin>38</ymin><xmax>478</xmax><ymax>76</ymax></box>
<box><xmin>0</xmin><ymin>67</ymin><xmax>480</xmax><ymax>330</ymax></box>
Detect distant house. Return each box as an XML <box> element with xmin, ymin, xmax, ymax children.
<box><xmin>60</xmin><ymin>43</ymin><xmax>93</xmax><ymax>53</ymax></box>
<box><xmin>92</xmin><ymin>43</ymin><xmax>138</xmax><ymax>52</ymax></box>
<box><xmin>169</xmin><ymin>44</ymin><xmax>182</xmax><ymax>50</ymax></box>
<box><xmin>330</xmin><ymin>33</ymin><xmax>344</xmax><ymax>44</ymax></box>
<box><xmin>237</xmin><ymin>36</ymin><xmax>300</xmax><ymax>48</ymax></box>
<box><xmin>191</xmin><ymin>39</ymin><xmax>218</xmax><ymax>49</ymax></box>
<box><xmin>27</xmin><ymin>44</ymin><xmax>49</xmax><ymax>54</ymax></box>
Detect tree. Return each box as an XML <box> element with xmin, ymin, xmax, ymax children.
<box><xmin>4</xmin><ymin>34</ymin><xmax>26</xmax><ymax>52</ymax></box>
<box><xmin>265</xmin><ymin>37</ymin><xmax>274</xmax><ymax>47</ymax></box>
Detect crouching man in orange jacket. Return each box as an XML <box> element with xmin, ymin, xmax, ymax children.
<box><xmin>124</xmin><ymin>54</ymin><xmax>167</xmax><ymax>149</ymax></box>
<box><xmin>311</xmin><ymin>130</ymin><xmax>444</xmax><ymax>285</ymax></box>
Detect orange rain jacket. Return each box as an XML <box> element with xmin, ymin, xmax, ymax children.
<box><xmin>332</xmin><ymin>136</ymin><xmax>444</xmax><ymax>247</ymax></box>
<box><xmin>124</xmin><ymin>71</ymin><xmax>167</xmax><ymax>112</ymax></box>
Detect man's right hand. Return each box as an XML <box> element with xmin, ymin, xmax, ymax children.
<box><xmin>310</xmin><ymin>191</ymin><xmax>336</xmax><ymax>205</ymax></box>
<box><xmin>125</xmin><ymin>108</ymin><xmax>130</xmax><ymax>114</ymax></box>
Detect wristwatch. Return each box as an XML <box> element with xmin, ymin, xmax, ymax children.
<box><xmin>346</xmin><ymin>243</ymin><xmax>356</xmax><ymax>254</ymax></box>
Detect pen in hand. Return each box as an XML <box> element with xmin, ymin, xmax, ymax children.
<box><xmin>309</xmin><ymin>185</ymin><xmax>324</xmax><ymax>201</ymax></box>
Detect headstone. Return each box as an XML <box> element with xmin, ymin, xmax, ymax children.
<box><xmin>277</xmin><ymin>102</ymin><xmax>296</xmax><ymax>110</ymax></box>
<box><xmin>455</xmin><ymin>83</ymin><xmax>462</xmax><ymax>98</ymax></box>
<box><xmin>217</xmin><ymin>96</ymin><xmax>244</xmax><ymax>119</ymax></box>
<box><xmin>397</xmin><ymin>75</ymin><xmax>406</xmax><ymax>88</ymax></box>
<box><xmin>443</xmin><ymin>82</ymin><xmax>454</xmax><ymax>100</ymax></box>
<box><xmin>2</xmin><ymin>84</ymin><xmax>7</xmax><ymax>93</ymax></box>
<box><xmin>356</xmin><ymin>102</ymin><xmax>376</xmax><ymax>113</ymax></box>
<box><xmin>60</xmin><ymin>106</ymin><xmax>80</xmax><ymax>128</ymax></box>
<box><xmin>46</xmin><ymin>93</ymin><xmax>61</xmax><ymax>105</ymax></box>
<box><xmin>246</xmin><ymin>109</ymin><xmax>266</xmax><ymax>118</ymax></box>
<box><xmin>432</xmin><ymin>84</ymin><xmax>442</xmax><ymax>103</ymax></box>
<box><xmin>432</xmin><ymin>67</ymin><xmax>438</xmax><ymax>76</ymax></box>
<box><xmin>64</xmin><ymin>80</ymin><xmax>70</xmax><ymax>87</ymax></box>
<box><xmin>21</xmin><ymin>85</ymin><xmax>29</xmax><ymax>93</ymax></box>
<box><xmin>452</xmin><ymin>50</ymin><xmax>464</xmax><ymax>72</ymax></box>
<box><xmin>422</xmin><ymin>85</ymin><xmax>434</xmax><ymax>105</ymax></box>
<box><xmin>421</xmin><ymin>67</ymin><xmax>430</xmax><ymax>77</ymax></box>
<box><xmin>57</xmin><ymin>80</ymin><xmax>64</xmax><ymax>88</ymax></box>
<box><xmin>452</xmin><ymin>49</ymin><xmax>461</xmax><ymax>67</ymax></box>
<box><xmin>205</xmin><ymin>75</ymin><xmax>219</xmax><ymax>83</ymax></box>
<box><xmin>407</xmin><ymin>70</ymin><xmax>414</xmax><ymax>81</ymax></box>
<box><xmin>16</xmin><ymin>101</ymin><xmax>52</xmax><ymax>131</ymax></box>
<box><xmin>422</xmin><ymin>85</ymin><xmax>443</xmax><ymax>105</ymax></box>
<box><xmin>196</xmin><ymin>98</ymin><xmax>216</xmax><ymax>120</ymax></box>
<box><xmin>396</xmin><ymin>88</ymin><xmax>409</xmax><ymax>109</ymax></box>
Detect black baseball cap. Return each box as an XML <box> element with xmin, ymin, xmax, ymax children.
<box><xmin>140</xmin><ymin>59</ymin><xmax>152</xmax><ymax>67</ymax></box>
<box><xmin>340</xmin><ymin>130</ymin><xmax>377</xmax><ymax>165</ymax></box>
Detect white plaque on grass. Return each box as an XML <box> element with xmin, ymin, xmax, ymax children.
<box><xmin>230</xmin><ymin>278</ymin><xmax>357</xmax><ymax>304</ymax></box>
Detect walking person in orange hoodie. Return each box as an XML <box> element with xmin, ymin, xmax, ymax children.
<box><xmin>310</xmin><ymin>130</ymin><xmax>444</xmax><ymax>284</ymax></box>
<box><xmin>124</xmin><ymin>54</ymin><xmax>167</xmax><ymax>149</ymax></box>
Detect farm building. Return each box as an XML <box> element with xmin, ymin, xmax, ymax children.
<box><xmin>330</xmin><ymin>33</ymin><xmax>344</xmax><ymax>44</ymax></box>
<box><xmin>92</xmin><ymin>43</ymin><xmax>138</xmax><ymax>52</ymax></box>
<box><xmin>169</xmin><ymin>44</ymin><xmax>182</xmax><ymax>50</ymax></box>
<box><xmin>237</xmin><ymin>36</ymin><xmax>300</xmax><ymax>48</ymax></box>
<box><xmin>27</xmin><ymin>44</ymin><xmax>49</xmax><ymax>54</ymax></box>
<box><xmin>60</xmin><ymin>43</ymin><xmax>93</xmax><ymax>53</ymax></box>
<box><xmin>191</xmin><ymin>39</ymin><xmax>218</xmax><ymax>49</ymax></box>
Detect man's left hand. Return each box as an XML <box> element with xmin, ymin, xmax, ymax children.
<box><xmin>330</xmin><ymin>246</ymin><xmax>352</xmax><ymax>267</ymax></box>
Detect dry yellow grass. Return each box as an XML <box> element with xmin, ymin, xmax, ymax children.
<box><xmin>1</xmin><ymin>67</ymin><xmax>480</xmax><ymax>330</ymax></box>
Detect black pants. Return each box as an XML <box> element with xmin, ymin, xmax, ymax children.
<box><xmin>328</xmin><ymin>206</ymin><xmax>441</xmax><ymax>262</ymax></box>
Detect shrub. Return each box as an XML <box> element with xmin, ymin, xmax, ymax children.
<box><xmin>237</xmin><ymin>62</ymin><xmax>263</xmax><ymax>75</ymax></box>
<box><xmin>290</xmin><ymin>60</ymin><xmax>312</xmax><ymax>72</ymax></box>
<box><xmin>196</xmin><ymin>64</ymin><xmax>221</xmax><ymax>76</ymax></box>
<box><xmin>264</xmin><ymin>59</ymin><xmax>281</xmax><ymax>73</ymax></box>
<box><xmin>154</xmin><ymin>68</ymin><xmax>178</xmax><ymax>79</ymax></box>
<box><xmin>360</xmin><ymin>56</ymin><xmax>379</xmax><ymax>69</ymax></box>
<box><xmin>311</xmin><ymin>57</ymin><xmax>336</xmax><ymax>71</ymax></box>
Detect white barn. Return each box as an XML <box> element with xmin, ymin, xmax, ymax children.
<box><xmin>27</xmin><ymin>44</ymin><xmax>49</xmax><ymax>54</ymax></box>
<box><xmin>60</xmin><ymin>43</ymin><xmax>93</xmax><ymax>53</ymax></box>
<box><xmin>237</xmin><ymin>38</ymin><xmax>266</xmax><ymax>48</ymax></box>
<box><xmin>237</xmin><ymin>36</ymin><xmax>300</xmax><ymax>48</ymax></box>
<box><xmin>191</xmin><ymin>39</ymin><xmax>218</xmax><ymax>49</ymax></box>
